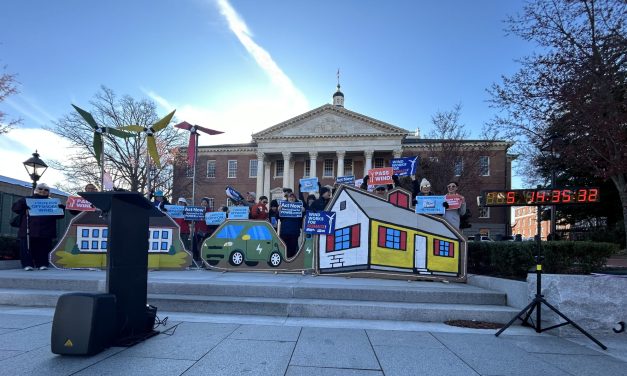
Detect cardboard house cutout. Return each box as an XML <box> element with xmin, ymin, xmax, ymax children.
<box><xmin>318</xmin><ymin>185</ymin><xmax>466</xmax><ymax>282</ymax></box>
<box><xmin>50</xmin><ymin>210</ymin><xmax>192</xmax><ymax>270</ymax></box>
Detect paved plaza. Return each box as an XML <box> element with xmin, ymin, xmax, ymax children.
<box><xmin>0</xmin><ymin>303</ymin><xmax>625</xmax><ymax>376</ymax></box>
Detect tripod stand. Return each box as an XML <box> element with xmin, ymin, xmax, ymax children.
<box><xmin>495</xmin><ymin>206</ymin><xmax>607</xmax><ymax>350</ymax></box>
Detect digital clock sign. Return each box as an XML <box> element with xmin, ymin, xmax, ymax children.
<box><xmin>481</xmin><ymin>188</ymin><xmax>600</xmax><ymax>207</ymax></box>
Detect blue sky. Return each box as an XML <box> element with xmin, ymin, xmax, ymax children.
<box><xmin>0</xmin><ymin>0</ymin><xmax>534</xmax><ymax>187</ymax></box>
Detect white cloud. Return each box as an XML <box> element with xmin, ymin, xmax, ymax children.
<box><xmin>5</xmin><ymin>95</ymin><xmax>57</xmax><ymax>126</ymax></box>
<box><xmin>0</xmin><ymin>128</ymin><xmax>73</xmax><ymax>189</ymax></box>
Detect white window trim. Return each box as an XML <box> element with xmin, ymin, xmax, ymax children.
<box><xmin>149</xmin><ymin>228</ymin><xmax>173</xmax><ymax>253</ymax></box>
<box><xmin>454</xmin><ymin>157</ymin><xmax>463</xmax><ymax>177</ymax></box>
<box><xmin>249</xmin><ymin>159</ymin><xmax>258</xmax><ymax>178</ymax></box>
<box><xmin>323</xmin><ymin>159</ymin><xmax>334</xmax><ymax>178</ymax></box>
<box><xmin>480</xmin><ymin>156</ymin><xmax>490</xmax><ymax>176</ymax></box>
<box><xmin>227</xmin><ymin>160</ymin><xmax>237</xmax><ymax>178</ymax></box>
<box><xmin>274</xmin><ymin>160</ymin><xmax>284</xmax><ymax>178</ymax></box>
<box><xmin>479</xmin><ymin>207</ymin><xmax>490</xmax><ymax>219</ymax></box>
<box><xmin>374</xmin><ymin>158</ymin><xmax>385</xmax><ymax>169</ymax></box>
<box><xmin>206</xmin><ymin>160</ymin><xmax>216</xmax><ymax>178</ymax></box>
<box><xmin>304</xmin><ymin>160</ymin><xmax>310</xmax><ymax>178</ymax></box>
<box><xmin>77</xmin><ymin>226</ymin><xmax>108</xmax><ymax>253</ymax></box>
<box><xmin>343</xmin><ymin>158</ymin><xmax>354</xmax><ymax>176</ymax></box>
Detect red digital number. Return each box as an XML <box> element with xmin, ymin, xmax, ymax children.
<box><xmin>587</xmin><ymin>188</ymin><xmax>598</xmax><ymax>202</ymax></box>
<box><xmin>506</xmin><ymin>191</ymin><xmax>516</xmax><ymax>204</ymax></box>
<box><xmin>536</xmin><ymin>191</ymin><xmax>546</xmax><ymax>203</ymax></box>
<box><xmin>577</xmin><ymin>189</ymin><xmax>587</xmax><ymax>202</ymax></box>
<box><xmin>561</xmin><ymin>190</ymin><xmax>572</xmax><ymax>203</ymax></box>
<box><xmin>525</xmin><ymin>191</ymin><xmax>535</xmax><ymax>204</ymax></box>
<box><xmin>551</xmin><ymin>190</ymin><xmax>560</xmax><ymax>203</ymax></box>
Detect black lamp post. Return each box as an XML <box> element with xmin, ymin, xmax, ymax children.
<box><xmin>23</xmin><ymin>151</ymin><xmax>48</xmax><ymax>190</ymax></box>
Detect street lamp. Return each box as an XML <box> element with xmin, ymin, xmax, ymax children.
<box><xmin>23</xmin><ymin>151</ymin><xmax>48</xmax><ymax>190</ymax></box>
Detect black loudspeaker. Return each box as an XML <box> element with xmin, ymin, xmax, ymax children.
<box><xmin>51</xmin><ymin>293</ymin><xmax>116</xmax><ymax>355</ymax></box>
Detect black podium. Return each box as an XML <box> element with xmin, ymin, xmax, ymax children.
<box><xmin>79</xmin><ymin>192</ymin><xmax>163</xmax><ymax>344</ymax></box>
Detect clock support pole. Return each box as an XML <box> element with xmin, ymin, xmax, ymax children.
<box><xmin>495</xmin><ymin>206</ymin><xmax>607</xmax><ymax>350</ymax></box>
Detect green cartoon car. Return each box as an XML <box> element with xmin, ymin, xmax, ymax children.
<box><xmin>202</xmin><ymin>221</ymin><xmax>286</xmax><ymax>267</ymax></box>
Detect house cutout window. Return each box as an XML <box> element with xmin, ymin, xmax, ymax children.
<box><xmin>434</xmin><ymin>239</ymin><xmax>454</xmax><ymax>257</ymax></box>
<box><xmin>326</xmin><ymin>224</ymin><xmax>360</xmax><ymax>252</ymax></box>
<box><xmin>340</xmin><ymin>201</ymin><xmax>347</xmax><ymax>210</ymax></box>
<box><xmin>77</xmin><ymin>226</ymin><xmax>108</xmax><ymax>252</ymax></box>
<box><xmin>377</xmin><ymin>226</ymin><xmax>407</xmax><ymax>251</ymax></box>
<box><xmin>149</xmin><ymin>228</ymin><xmax>173</xmax><ymax>253</ymax></box>
<box><xmin>389</xmin><ymin>191</ymin><xmax>410</xmax><ymax>209</ymax></box>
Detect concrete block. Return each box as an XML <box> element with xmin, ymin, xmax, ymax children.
<box><xmin>533</xmin><ymin>353</ymin><xmax>627</xmax><ymax>376</ymax></box>
<box><xmin>0</xmin><ymin>313</ymin><xmax>51</xmax><ymax>329</ymax></box>
<box><xmin>0</xmin><ymin>323</ymin><xmax>52</xmax><ymax>352</ymax></box>
<box><xmin>467</xmin><ymin>274</ymin><xmax>528</xmax><ymax>308</ymax></box>
<box><xmin>366</xmin><ymin>329</ymin><xmax>444</xmax><ymax>348</ymax></box>
<box><xmin>374</xmin><ymin>345</ymin><xmax>479</xmax><ymax>375</ymax></box>
<box><xmin>74</xmin><ymin>355</ymin><xmax>195</xmax><ymax>375</ymax></box>
<box><xmin>228</xmin><ymin>324</ymin><xmax>301</xmax><ymax>342</ymax></box>
<box><xmin>287</xmin><ymin>366</ymin><xmax>383</xmax><ymax>376</ymax></box>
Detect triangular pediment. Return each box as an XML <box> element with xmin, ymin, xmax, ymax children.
<box><xmin>252</xmin><ymin>104</ymin><xmax>409</xmax><ymax>140</ymax></box>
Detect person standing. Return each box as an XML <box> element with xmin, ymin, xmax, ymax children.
<box><xmin>310</xmin><ymin>186</ymin><xmax>331</xmax><ymax>212</ymax></box>
<box><xmin>250</xmin><ymin>196</ymin><xmax>269</xmax><ymax>220</ymax></box>
<box><xmin>443</xmin><ymin>181</ymin><xmax>466</xmax><ymax>229</ymax></box>
<box><xmin>193</xmin><ymin>197</ymin><xmax>213</xmax><ymax>262</ymax></box>
<box><xmin>12</xmin><ymin>183</ymin><xmax>65</xmax><ymax>270</ymax></box>
<box><xmin>173</xmin><ymin>197</ymin><xmax>191</xmax><ymax>250</ymax></box>
<box><xmin>278</xmin><ymin>193</ymin><xmax>303</xmax><ymax>258</ymax></box>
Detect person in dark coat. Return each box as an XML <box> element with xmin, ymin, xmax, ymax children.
<box><xmin>309</xmin><ymin>186</ymin><xmax>331</xmax><ymax>212</ymax></box>
<box><xmin>278</xmin><ymin>192</ymin><xmax>303</xmax><ymax>258</ymax></box>
<box><xmin>12</xmin><ymin>183</ymin><xmax>65</xmax><ymax>270</ymax></box>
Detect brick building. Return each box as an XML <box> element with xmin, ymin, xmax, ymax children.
<box><xmin>511</xmin><ymin>206</ymin><xmax>550</xmax><ymax>240</ymax></box>
<box><xmin>173</xmin><ymin>87</ymin><xmax>515</xmax><ymax>237</ymax></box>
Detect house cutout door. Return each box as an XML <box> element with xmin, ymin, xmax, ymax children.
<box><xmin>414</xmin><ymin>235</ymin><xmax>428</xmax><ymax>272</ymax></box>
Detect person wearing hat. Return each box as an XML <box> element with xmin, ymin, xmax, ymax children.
<box><xmin>151</xmin><ymin>189</ymin><xmax>169</xmax><ymax>211</ymax></box>
<box><xmin>173</xmin><ymin>197</ymin><xmax>191</xmax><ymax>250</ymax></box>
<box><xmin>310</xmin><ymin>186</ymin><xmax>331</xmax><ymax>212</ymax></box>
<box><xmin>11</xmin><ymin>183</ymin><xmax>65</xmax><ymax>270</ymax></box>
<box><xmin>374</xmin><ymin>185</ymin><xmax>387</xmax><ymax>197</ymax></box>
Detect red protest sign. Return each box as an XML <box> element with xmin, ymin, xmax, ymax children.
<box><xmin>368</xmin><ymin>167</ymin><xmax>394</xmax><ymax>185</ymax></box>
<box><xmin>66</xmin><ymin>196</ymin><xmax>96</xmax><ymax>212</ymax></box>
<box><xmin>445</xmin><ymin>194</ymin><xmax>464</xmax><ymax>210</ymax></box>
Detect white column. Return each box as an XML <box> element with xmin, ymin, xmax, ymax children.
<box><xmin>289</xmin><ymin>160</ymin><xmax>295</xmax><ymax>190</ymax></box>
<box><xmin>282</xmin><ymin>151</ymin><xmax>291</xmax><ymax>189</ymax></box>
<box><xmin>309</xmin><ymin>151</ymin><xmax>318</xmax><ymax>179</ymax></box>
<box><xmin>364</xmin><ymin>150</ymin><xmax>374</xmax><ymax>176</ymax></box>
<box><xmin>393</xmin><ymin>149</ymin><xmax>403</xmax><ymax>159</ymax></box>
<box><xmin>256</xmin><ymin>152</ymin><xmax>264</xmax><ymax>198</ymax></box>
<box><xmin>263</xmin><ymin>161</ymin><xmax>271</xmax><ymax>199</ymax></box>
<box><xmin>336</xmin><ymin>150</ymin><xmax>345</xmax><ymax>178</ymax></box>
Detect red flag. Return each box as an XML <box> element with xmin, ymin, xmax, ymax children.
<box><xmin>187</xmin><ymin>133</ymin><xmax>196</xmax><ymax>167</ymax></box>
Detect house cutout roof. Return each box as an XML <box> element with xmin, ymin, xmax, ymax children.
<box><xmin>252</xmin><ymin>104</ymin><xmax>409</xmax><ymax>140</ymax></box>
<box><xmin>330</xmin><ymin>185</ymin><xmax>463</xmax><ymax>241</ymax></box>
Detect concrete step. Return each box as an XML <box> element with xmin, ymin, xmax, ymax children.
<box><xmin>0</xmin><ymin>288</ymin><xmax>520</xmax><ymax>324</ymax></box>
<box><xmin>0</xmin><ymin>276</ymin><xmax>506</xmax><ymax>306</ymax></box>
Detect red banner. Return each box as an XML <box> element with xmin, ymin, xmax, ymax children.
<box><xmin>66</xmin><ymin>196</ymin><xmax>96</xmax><ymax>212</ymax></box>
<box><xmin>445</xmin><ymin>194</ymin><xmax>464</xmax><ymax>210</ymax></box>
<box><xmin>368</xmin><ymin>167</ymin><xmax>394</xmax><ymax>185</ymax></box>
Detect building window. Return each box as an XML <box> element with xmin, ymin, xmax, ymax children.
<box><xmin>479</xmin><ymin>207</ymin><xmax>490</xmax><ymax>218</ymax></box>
<box><xmin>185</xmin><ymin>164</ymin><xmax>193</xmax><ymax>178</ymax></box>
<box><xmin>377</xmin><ymin>226</ymin><xmax>407</xmax><ymax>251</ymax></box>
<box><xmin>249</xmin><ymin>159</ymin><xmax>258</xmax><ymax>178</ymax></box>
<box><xmin>323</xmin><ymin>159</ymin><xmax>334</xmax><ymax>177</ymax></box>
<box><xmin>374</xmin><ymin>158</ymin><xmax>385</xmax><ymax>168</ymax></box>
<box><xmin>149</xmin><ymin>228</ymin><xmax>173</xmax><ymax>253</ymax></box>
<box><xmin>207</xmin><ymin>198</ymin><xmax>215</xmax><ymax>211</ymax></box>
<box><xmin>275</xmin><ymin>160</ymin><xmax>284</xmax><ymax>177</ymax></box>
<box><xmin>343</xmin><ymin>159</ymin><xmax>353</xmax><ymax>176</ymax></box>
<box><xmin>206</xmin><ymin>160</ymin><xmax>216</xmax><ymax>178</ymax></box>
<box><xmin>228</xmin><ymin>160</ymin><xmax>237</xmax><ymax>178</ymax></box>
<box><xmin>429</xmin><ymin>156</ymin><xmax>439</xmax><ymax>163</ymax></box>
<box><xmin>454</xmin><ymin>157</ymin><xmax>463</xmax><ymax>176</ymax></box>
<box><xmin>326</xmin><ymin>224</ymin><xmax>360</xmax><ymax>252</ymax></box>
<box><xmin>479</xmin><ymin>156</ymin><xmax>490</xmax><ymax>176</ymax></box>
<box><xmin>77</xmin><ymin>226</ymin><xmax>108</xmax><ymax>252</ymax></box>
<box><xmin>304</xmin><ymin>160</ymin><xmax>311</xmax><ymax>177</ymax></box>
<box><xmin>434</xmin><ymin>239</ymin><xmax>454</xmax><ymax>258</ymax></box>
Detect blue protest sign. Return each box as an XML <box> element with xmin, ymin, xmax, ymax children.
<box><xmin>279</xmin><ymin>201</ymin><xmax>303</xmax><ymax>218</ymax></box>
<box><xmin>228</xmin><ymin>206</ymin><xmax>250</xmax><ymax>219</ymax></box>
<box><xmin>163</xmin><ymin>205</ymin><xmax>185</xmax><ymax>219</ymax></box>
<box><xmin>336</xmin><ymin>175</ymin><xmax>355</xmax><ymax>185</ymax></box>
<box><xmin>205</xmin><ymin>211</ymin><xmax>227</xmax><ymax>225</ymax></box>
<box><xmin>391</xmin><ymin>156</ymin><xmax>418</xmax><ymax>176</ymax></box>
<box><xmin>415</xmin><ymin>195</ymin><xmax>446</xmax><ymax>215</ymax></box>
<box><xmin>184</xmin><ymin>206</ymin><xmax>205</xmax><ymax>221</ymax></box>
<box><xmin>26</xmin><ymin>198</ymin><xmax>63</xmax><ymax>216</ymax></box>
<box><xmin>304</xmin><ymin>211</ymin><xmax>336</xmax><ymax>235</ymax></box>
<box><xmin>299</xmin><ymin>177</ymin><xmax>319</xmax><ymax>193</ymax></box>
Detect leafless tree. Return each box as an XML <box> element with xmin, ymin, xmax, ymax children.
<box><xmin>0</xmin><ymin>65</ymin><xmax>20</xmax><ymax>134</ymax></box>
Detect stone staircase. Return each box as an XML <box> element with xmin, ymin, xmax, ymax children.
<box><xmin>0</xmin><ymin>269</ymin><xmax>520</xmax><ymax>324</ymax></box>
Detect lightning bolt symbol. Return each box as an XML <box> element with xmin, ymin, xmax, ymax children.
<box><xmin>306</xmin><ymin>247</ymin><xmax>311</xmax><ymax>254</ymax></box>
<box><xmin>256</xmin><ymin>244</ymin><xmax>263</xmax><ymax>254</ymax></box>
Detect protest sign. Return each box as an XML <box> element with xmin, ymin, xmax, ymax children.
<box><xmin>336</xmin><ymin>175</ymin><xmax>355</xmax><ymax>185</ymax></box>
<box><xmin>368</xmin><ymin>167</ymin><xmax>394</xmax><ymax>185</ymax></box>
<box><xmin>391</xmin><ymin>156</ymin><xmax>418</xmax><ymax>176</ymax></box>
<box><xmin>415</xmin><ymin>195</ymin><xmax>446</xmax><ymax>215</ymax></box>
<box><xmin>184</xmin><ymin>206</ymin><xmax>205</xmax><ymax>221</ymax></box>
<box><xmin>25</xmin><ymin>198</ymin><xmax>64</xmax><ymax>216</ymax></box>
<box><xmin>205</xmin><ymin>211</ymin><xmax>227</xmax><ymax>225</ymax></box>
<box><xmin>299</xmin><ymin>177</ymin><xmax>319</xmax><ymax>193</ymax></box>
<box><xmin>66</xmin><ymin>196</ymin><xmax>96</xmax><ymax>212</ymax></box>
<box><xmin>279</xmin><ymin>201</ymin><xmax>303</xmax><ymax>218</ymax></box>
<box><xmin>304</xmin><ymin>211</ymin><xmax>336</xmax><ymax>235</ymax></box>
<box><xmin>163</xmin><ymin>205</ymin><xmax>185</xmax><ymax>219</ymax></box>
<box><xmin>445</xmin><ymin>194</ymin><xmax>464</xmax><ymax>210</ymax></box>
<box><xmin>228</xmin><ymin>206</ymin><xmax>249</xmax><ymax>220</ymax></box>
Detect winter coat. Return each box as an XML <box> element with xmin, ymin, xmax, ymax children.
<box><xmin>250</xmin><ymin>202</ymin><xmax>269</xmax><ymax>220</ymax></box>
<box><xmin>12</xmin><ymin>195</ymin><xmax>65</xmax><ymax>238</ymax></box>
<box><xmin>309</xmin><ymin>197</ymin><xmax>330</xmax><ymax>212</ymax></box>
